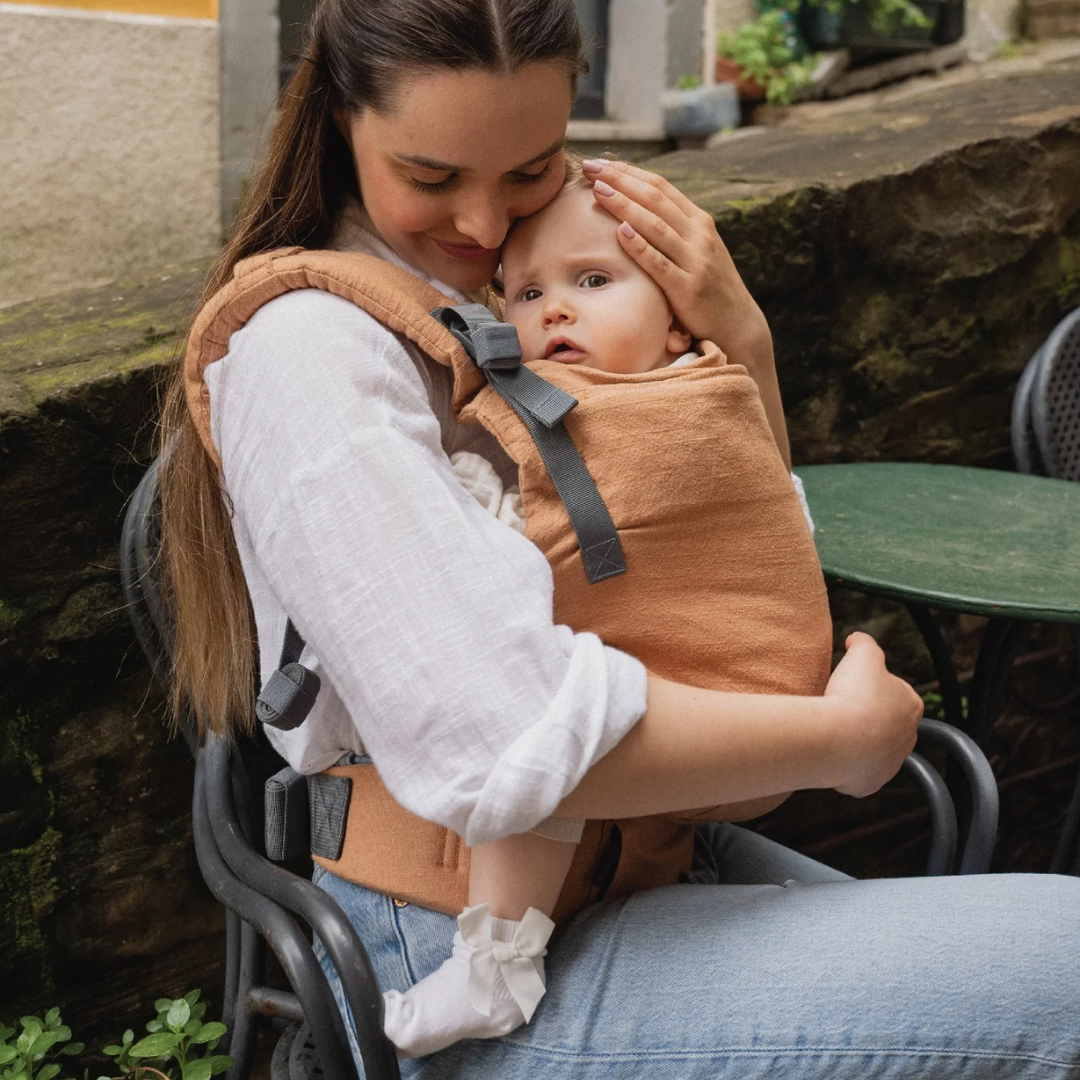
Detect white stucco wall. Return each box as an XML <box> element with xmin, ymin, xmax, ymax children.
<box><xmin>0</xmin><ymin>3</ymin><xmax>221</xmax><ymax>306</ymax></box>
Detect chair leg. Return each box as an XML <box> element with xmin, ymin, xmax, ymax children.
<box><xmin>221</xmin><ymin>909</ymin><xmax>241</xmax><ymax>1040</ymax></box>
<box><xmin>224</xmin><ymin>920</ymin><xmax>266</xmax><ymax>1080</ymax></box>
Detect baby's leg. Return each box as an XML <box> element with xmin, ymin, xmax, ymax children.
<box><xmin>382</xmin><ymin>826</ymin><xmax>579</xmax><ymax>1058</ymax></box>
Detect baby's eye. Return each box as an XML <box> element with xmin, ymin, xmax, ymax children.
<box><xmin>582</xmin><ymin>274</ymin><xmax>608</xmax><ymax>289</ymax></box>
<box><xmin>521</xmin><ymin>287</ymin><xmax>543</xmax><ymax>302</ymax></box>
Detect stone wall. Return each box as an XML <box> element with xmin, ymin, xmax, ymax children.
<box><xmin>0</xmin><ymin>4</ymin><xmax>221</xmax><ymax>307</ymax></box>
<box><xmin>1</xmin><ymin>55</ymin><xmax>1078</xmax><ymax>1039</ymax></box>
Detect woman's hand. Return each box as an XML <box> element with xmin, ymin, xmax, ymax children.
<box><xmin>824</xmin><ymin>632</ymin><xmax>925</xmax><ymax>799</ymax></box>
<box><xmin>581</xmin><ymin>158</ymin><xmax>769</xmax><ymax>358</ymax></box>
<box><xmin>581</xmin><ymin>158</ymin><xmax>791</xmax><ymax>468</ymax></box>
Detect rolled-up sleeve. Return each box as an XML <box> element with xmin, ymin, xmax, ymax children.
<box><xmin>206</xmin><ymin>289</ymin><xmax>646</xmax><ymax>846</ymax></box>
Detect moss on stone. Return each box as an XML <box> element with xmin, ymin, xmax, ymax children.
<box><xmin>0</xmin><ymin>826</ymin><xmax>61</xmax><ymax>966</ymax></box>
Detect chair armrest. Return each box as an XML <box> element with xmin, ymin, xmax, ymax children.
<box><xmin>915</xmin><ymin>719</ymin><xmax>998</xmax><ymax>874</ymax></box>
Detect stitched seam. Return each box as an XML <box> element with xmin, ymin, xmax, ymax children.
<box><xmin>387</xmin><ymin>894</ymin><xmax>418</xmax><ymax>986</ymax></box>
<box><xmin>488</xmin><ymin>1043</ymin><xmax>1080</xmax><ymax>1067</ymax></box>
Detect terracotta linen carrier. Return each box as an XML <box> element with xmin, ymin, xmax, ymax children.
<box><xmin>185</xmin><ymin>248</ymin><xmax>833</xmax><ymax>925</ymax></box>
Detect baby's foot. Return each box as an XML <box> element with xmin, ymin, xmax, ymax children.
<box><xmin>382</xmin><ymin>904</ymin><xmax>554</xmax><ymax>1059</ymax></box>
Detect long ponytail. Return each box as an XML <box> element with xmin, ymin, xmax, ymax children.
<box><xmin>158</xmin><ymin>0</ymin><xmax>586</xmax><ymax>739</ymax></box>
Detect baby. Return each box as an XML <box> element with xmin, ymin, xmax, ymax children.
<box><xmin>381</xmin><ymin>167</ymin><xmax>816</xmax><ymax>1057</ymax></box>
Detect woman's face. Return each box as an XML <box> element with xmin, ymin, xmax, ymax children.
<box><xmin>344</xmin><ymin>63</ymin><xmax>573</xmax><ymax>292</ymax></box>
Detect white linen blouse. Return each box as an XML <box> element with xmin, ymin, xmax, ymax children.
<box><xmin>203</xmin><ymin>212</ymin><xmax>648</xmax><ymax>847</ymax></box>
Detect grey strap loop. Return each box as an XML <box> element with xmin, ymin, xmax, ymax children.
<box><xmin>255</xmin><ymin>662</ymin><xmax>320</xmax><ymax>730</ymax></box>
<box><xmin>432</xmin><ymin>304</ymin><xmax>626</xmax><ymax>584</ymax></box>
<box><xmin>255</xmin><ymin>617</ymin><xmax>322</xmax><ymax>730</ymax></box>
<box><xmin>433</xmin><ymin>303</ymin><xmax>576</xmax><ymax>428</ymax></box>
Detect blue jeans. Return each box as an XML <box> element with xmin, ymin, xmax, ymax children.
<box><xmin>314</xmin><ymin>824</ymin><xmax>1080</xmax><ymax>1078</ymax></box>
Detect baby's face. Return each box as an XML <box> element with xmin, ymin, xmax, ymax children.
<box><xmin>502</xmin><ymin>186</ymin><xmax>689</xmax><ymax>374</ymax></box>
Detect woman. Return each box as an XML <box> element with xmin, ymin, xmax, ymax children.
<box><xmin>160</xmin><ymin>1</ymin><xmax>1080</xmax><ymax>1076</ymax></box>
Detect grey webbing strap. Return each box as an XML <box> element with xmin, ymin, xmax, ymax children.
<box><xmin>432</xmin><ymin>304</ymin><xmax>626</xmax><ymax>584</ymax></box>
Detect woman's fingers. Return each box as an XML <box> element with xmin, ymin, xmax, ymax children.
<box><xmin>610</xmin><ymin>217</ymin><xmax>690</xmax><ymax>298</ymax></box>
<box><xmin>583</xmin><ymin>158</ymin><xmax>702</xmax><ymax>222</ymax></box>
<box><xmin>592</xmin><ymin>179</ymin><xmax>694</xmax><ymax>265</ymax></box>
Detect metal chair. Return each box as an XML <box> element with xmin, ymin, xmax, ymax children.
<box><xmin>120</xmin><ymin>458</ymin><xmax>1001</xmax><ymax>1080</ymax></box>
<box><xmin>1012</xmin><ymin>306</ymin><xmax>1080</xmax><ymax>873</ymax></box>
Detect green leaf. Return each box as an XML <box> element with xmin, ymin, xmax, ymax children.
<box><xmin>154</xmin><ymin>1001</ymin><xmax>173</xmax><ymax>1016</ymax></box>
<box><xmin>182</xmin><ymin>1060</ymin><xmax>212</xmax><ymax>1080</ymax></box>
<box><xmin>52</xmin><ymin>1029</ymin><xmax>70</xmax><ymax>1045</ymax></box>
<box><xmin>206</xmin><ymin>1057</ymin><xmax>232</xmax><ymax>1076</ymax></box>
<box><xmin>123</xmin><ymin>1031</ymin><xmax>134</xmax><ymax>1046</ymax></box>
<box><xmin>103</xmin><ymin>1048</ymin><xmax>123</xmax><ymax>1058</ymax></box>
<box><xmin>188</xmin><ymin>1025</ymin><xmax>225</xmax><ymax>1047</ymax></box>
<box><xmin>20</xmin><ymin>1020</ymin><xmax>43</xmax><ymax>1034</ymax></box>
<box><xmin>145</xmin><ymin>1021</ymin><xmax>163</xmax><ymax>1035</ymax></box>
<box><xmin>166</xmin><ymin>1001</ymin><xmax>191</xmax><ymax>1033</ymax></box>
<box><xmin>182</xmin><ymin>1021</ymin><xmax>200</xmax><ymax>1039</ymax></box>
<box><xmin>183</xmin><ymin>991</ymin><xmax>201</xmax><ymax>1008</ymax></box>
<box><xmin>30</xmin><ymin>1031</ymin><xmax>62</xmax><ymax>1058</ymax></box>
<box><xmin>128</xmin><ymin>1033</ymin><xmax>182</xmax><ymax>1059</ymax></box>
<box><xmin>0</xmin><ymin>1048</ymin><xmax>17</xmax><ymax>1065</ymax></box>
<box><xmin>0</xmin><ymin>1025</ymin><xmax>15</xmax><ymax>1043</ymax></box>
<box><xmin>37</xmin><ymin>1063</ymin><xmax>60</xmax><ymax>1080</ymax></box>
<box><xmin>15</xmin><ymin>1035</ymin><xmax>29</xmax><ymax>1055</ymax></box>
<box><xmin>43</xmin><ymin>1012</ymin><xmax>60</xmax><ymax>1033</ymax></box>
<box><xmin>59</xmin><ymin>1043</ymin><xmax>83</xmax><ymax>1057</ymax></box>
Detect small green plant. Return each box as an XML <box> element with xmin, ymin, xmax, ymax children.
<box><xmin>677</xmin><ymin>73</ymin><xmax>703</xmax><ymax>89</ymax></box>
<box><xmin>103</xmin><ymin>992</ymin><xmax>231</xmax><ymax>1080</ymax></box>
<box><xmin>921</xmin><ymin>690</ymin><xmax>969</xmax><ymax>722</ymax></box>
<box><xmin>718</xmin><ymin>12</ymin><xmax>818</xmax><ymax>105</ymax></box>
<box><xmin>0</xmin><ymin>1008</ymin><xmax>85</xmax><ymax>1080</ymax></box>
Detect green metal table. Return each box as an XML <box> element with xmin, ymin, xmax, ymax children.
<box><xmin>795</xmin><ymin>462</ymin><xmax>1080</xmax><ymax>868</ymax></box>
<box><xmin>796</xmin><ymin>462</ymin><xmax>1080</xmax><ymax>729</ymax></box>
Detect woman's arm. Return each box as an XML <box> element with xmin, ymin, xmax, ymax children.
<box><xmin>580</xmin><ymin>158</ymin><xmax>792</xmax><ymax>470</ymax></box>
<box><xmin>559</xmin><ymin>633</ymin><xmax>924</xmax><ymax>819</ymax></box>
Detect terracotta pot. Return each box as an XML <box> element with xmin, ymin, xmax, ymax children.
<box><xmin>714</xmin><ymin>55</ymin><xmax>767</xmax><ymax>102</ymax></box>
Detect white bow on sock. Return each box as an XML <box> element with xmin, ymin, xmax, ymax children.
<box><xmin>381</xmin><ymin>904</ymin><xmax>556</xmax><ymax>1059</ymax></box>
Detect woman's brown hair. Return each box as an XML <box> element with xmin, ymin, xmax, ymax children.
<box><xmin>159</xmin><ymin>0</ymin><xmax>586</xmax><ymax>738</ymax></box>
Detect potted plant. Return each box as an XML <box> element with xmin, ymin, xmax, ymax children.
<box><xmin>716</xmin><ymin>11</ymin><xmax>818</xmax><ymax>106</ymax></box>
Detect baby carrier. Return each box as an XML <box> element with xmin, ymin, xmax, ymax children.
<box><xmin>184</xmin><ymin>247</ymin><xmax>833</xmax><ymax>923</ymax></box>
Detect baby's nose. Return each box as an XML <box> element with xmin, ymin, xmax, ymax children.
<box><xmin>542</xmin><ymin>299</ymin><xmax>572</xmax><ymax>324</ymax></box>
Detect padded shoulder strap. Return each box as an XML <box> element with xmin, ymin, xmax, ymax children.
<box><xmin>184</xmin><ymin>247</ymin><xmax>487</xmax><ymax>466</ymax></box>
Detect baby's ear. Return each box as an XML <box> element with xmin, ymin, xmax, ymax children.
<box><xmin>666</xmin><ymin>314</ymin><xmax>693</xmax><ymax>356</ymax></box>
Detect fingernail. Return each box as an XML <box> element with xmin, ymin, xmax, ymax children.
<box><xmin>594</xmin><ymin>180</ymin><xmax>615</xmax><ymax>197</ymax></box>
<box><xmin>581</xmin><ymin>158</ymin><xmax>604</xmax><ymax>174</ymax></box>
<box><xmin>619</xmin><ymin>221</ymin><xmax>636</xmax><ymax>238</ymax></box>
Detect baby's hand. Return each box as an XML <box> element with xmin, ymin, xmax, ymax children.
<box><xmin>824</xmin><ymin>632</ymin><xmax>924</xmax><ymax>798</ymax></box>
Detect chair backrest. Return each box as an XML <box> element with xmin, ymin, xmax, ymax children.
<box><xmin>1030</xmin><ymin>307</ymin><xmax>1080</xmax><ymax>480</ymax></box>
<box><xmin>1011</xmin><ymin>343</ymin><xmax>1046</xmax><ymax>476</ymax></box>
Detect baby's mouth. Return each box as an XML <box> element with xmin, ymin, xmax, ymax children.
<box><xmin>544</xmin><ymin>337</ymin><xmax>587</xmax><ymax>362</ymax></box>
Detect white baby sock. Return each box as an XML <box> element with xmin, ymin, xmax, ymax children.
<box><xmin>382</xmin><ymin>904</ymin><xmax>555</xmax><ymax>1059</ymax></box>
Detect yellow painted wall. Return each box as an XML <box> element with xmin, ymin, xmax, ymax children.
<box><xmin>2</xmin><ymin>0</ymin><xmax>216</xmax><ymax>18</ymax></box>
